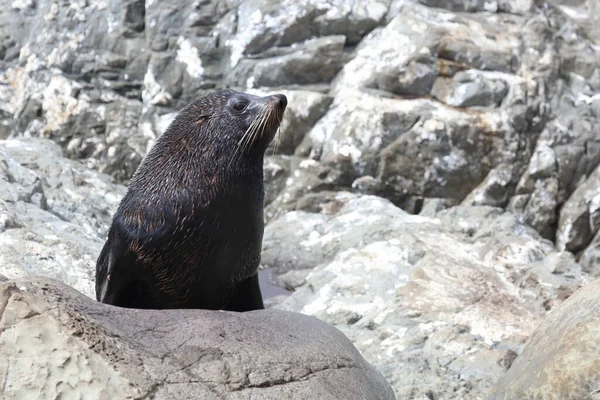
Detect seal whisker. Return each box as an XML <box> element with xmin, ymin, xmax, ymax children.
<box><xmin>237</xmin><ymin>108</ymin><xmax>266</xmax><ymax>165</ymax></box>
<box><xmin>236</xmin><ymin>120</ymin><xmax>258</xmax><ymax>164</ymax></box>
<box><xmin>250</xmin><ymin>109</ymin><xmax>269</xmax><ymax>150</ymax></box>
<box><xmin>241</xmin><ymin>113</ymin><xmax>262</xmax><ymax>151</ymax></box>
<box><xmin>230</xmin><ymin>117</ymin><xmax>258</xmax><ymax>168</ymax></box>
<box><xmin>229</xmin><ymin>131</ymin><xmax>247</xmax><ymax>168</ymax></box>
<box><xmin>267</xmin><ymin>108</ymin><xmax>282</xmax><ymax>156</ymax></box>
<box><xmin>272</xmin><ymin>124</ymin><xmax>282</xmax><ymax>156</ymax></box>
<box><xmin>243</xmin><ymin>117</ymin><xmax>261</xmax><ymax>152</ymax></box>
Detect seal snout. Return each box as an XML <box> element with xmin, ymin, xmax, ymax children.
<box><xmin>270</xmin><ymin>94</ymin><xmax>287</xmax><ymax>110</ymax></box>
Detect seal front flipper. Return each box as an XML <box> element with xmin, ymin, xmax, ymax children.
<box><xmin>95</xmin><ymin>230</ymin><xmax>149</xmax><ymax>308</ymax></box>
<box><xmin>96</xmin><ymin>244</ymin><xmax>125</xmax><ymax>305</ymax></box>
<box><xmin>223</xmin><ymin>273</ymin><xmax>264</xmax><ymax>312</ymax></box>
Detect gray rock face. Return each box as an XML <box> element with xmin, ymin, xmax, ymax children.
<box><xmin>579</xmin><ymin>231</ymin><xmax>600</xmax><ymax>276</ymax></box>
<box><xmin>2</xmin><ymin>0</ymin><xmax>600</xmax><ymax>257</ymax></box>
<box><xmin>229</xmin><ymin>36</ymin><xmax>348</xmax><ymax>87</ymax></box>
<box><xmin>0</xmin><ymin>138</ymin><xmax>123</xmax><ymax>297</ymax></box>
<box><xmin>556</xmin><ymin>163</ymin><xmax>600</xmax><ymax>253</ymax></box>
<box><xmin>1</xmin><ymin>134</ymin><xmax>589</xmax><ymax>398</ymax></box>
<box><xmin>265</xmin><ymin>195</ymin><xmax>586</xmax><ymax>399</ymax></box>
<box><xmin>462</xmin><ymin>163</ymin><xmax>516</xmax><ymax>208</ymax></box>
<box><xmin>264</xmin><ymin>157</ymin><xmax>357</xmax><ymax>222</ymax></box>
<box><xmin>418</xmin><ymin>0</ymin><xmax>534</xmax><ymax>13</ymax></box>
<box><xmin>0</xmin><ymin>276</ymin><xmax>395</xmax><ymax>400</ymax></box>
<box><xmin>2</xmin><ymin>0</ymin><xmax>600</xmax><ymax>398</ymax></box>
<box><xmin>488</xmin><ymin>279</ymin><xmax>600</xmax><ymax>399</ymax></box>
<box><xmin>303</xmin><ymin>4</ymin><xmax>543</xmax><ymax>211</ymax></box>
<box><xmin>431</xmin><ymin>71</ymin><xmax>510</xmax><ymax>108</ymax></box>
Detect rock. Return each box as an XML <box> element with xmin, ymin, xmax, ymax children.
<box><xmin>0</xmin><ymin>110</ymin><xmax>12</xmax><ymax>139</ymax></box>
<box><xmin>522</xmin><ymin>178</ymin><xmax>560</xmax><ymax>240</ymax></box>
<box><xmin>228</xmin><ymin>0</ymin><xmax>388</xmax><ymax>63</ymax></box>
<box><xmin>488</xmin><ymin>279</ymin><xmax>600</xmax><ymax>399</ymax></box>
<box><xmin>266</xmin><ymin>195</ymin><xmax>587</xmax><ymax>398</ymax></box>
<box><xmin>374</xmin><ymin>108</ymin><xmax>526</xmax><ymax>206</ymax></box>
<box><xmin>1</xmin><ymin>0</ymin><xmax>600</xmax><ymax>397</ymax></box>
<box><xmin>498</xmin><ymin>0</ymin><xmax>533</xmax><ymax>14</ymax></box>
<box><xmin>1</xmin><ymin>0</ymin><xmax>597</xmax><ymax>255</ymax></box>
<box><xmin>264</xmin><ymin>157</ymin><xmax>357</xmax><ymax>222</ymax></box>
<box><xmin>556</xmin><ymin>163</ymin><xmax>600</xmax><ymax>253</ymax></box>
<box><xmin>304</xmin><ymin>4</ymin><xmax>544</xmax><ymax>208</ymax></box>
<box><xmin>462</xmin><ymin>163</ymin><xmax>516</xmax><ymax>207</ymax></box>
<box><xmin>334</xmin><ymin>10</ymin><xmax>442</xmax><ymax>96</ymax></box>
<box><xmin>263</xmin><ymin>155</ymin><xmax>295</xmax><ymax>207</ymax></box>
<box><xmin>417</xmin><ymin>0</ymin><xmax>499</xmax><ymax>12</ymax></box>
<box><xmin>419</xmin><ymin>197</ymin><xmax>459</xmax><ymax>216</ymax></box>
<box><xmin>1</xmin><ymin>138</ymin><xmax>124</xmax><ymax>236</ymax></box>
<box><xmin>510</xmin><ymin>71</ymin><xmax>600</xmax><ymax>239</ymax></box>
<box><xmin>0</xmin><ymin>138</ymin><xmax>124</xmax><ymax>297</ymax></box>
<box><xmin>579</xmin><ymin>231</ymin><xmax>600</xmax><ymax>277</ymax></box>
<box><xmin>417</xmin><ymin>0</ymin><xmax>532</xmax><ymax>14</ymax></box>
<box><xmin>0</xmin><ymin>276</ymin><xmax>396</xmax><ymax>400</ymax></box>
<box><xmin>229</xmin><ymin>36</ymin><xmax>347</xmax><ymax>88</ymax></box>
<box><xmin>517</xmin><ymin>140</ymin><xmax>557</xmax><ymax>186</ymax></box>
<box><xmin>431</xmin><ymin>71</ymin><xmax>510</xmax><ymax>108</ymax></box>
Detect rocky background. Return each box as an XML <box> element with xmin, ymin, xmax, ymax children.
<box><xmin>1</xmin><ymin>0</ymin><xmax>599</xmax><ymax>398</ymax></box>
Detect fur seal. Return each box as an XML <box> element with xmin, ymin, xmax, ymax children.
<box><xmin>95</xmin><ymin>89</ymin><xmax>287</xmax><ymax>311</ymax></box>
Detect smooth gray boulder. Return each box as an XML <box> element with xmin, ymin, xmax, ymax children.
<box><xmin>0</xmin><ymin>276</ymin><xmax>395</xmax><ymax>400</ymax></box>
<box><xmin>487</xmin><ymin>279</ymin><xmax>600</xmax><ymax>399</ymax></box>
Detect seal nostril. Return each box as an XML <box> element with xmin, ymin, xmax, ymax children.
<box><xmin>275</xmin><ymin>94</ymin><xmax>287</xmax><ymax>109</ymax></box>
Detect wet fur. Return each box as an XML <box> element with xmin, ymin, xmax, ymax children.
<box><xmin>95</xmin><ymin>89</ymin><xmax>285</xmax><ymax>311</ymax></box>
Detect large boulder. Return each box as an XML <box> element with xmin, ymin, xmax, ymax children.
<box><xmin>0</xmin><ymin>275</ymin><xmax>395</xmax><ymax>400</ymax></box>
<box><xmin>487</xmin><ymin>279</ymin><xmax>600</xmax><ymax>399</ymax></box>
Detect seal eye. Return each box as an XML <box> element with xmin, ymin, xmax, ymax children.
<box><xmin>233</xmin><ymin>102</ymin><xmax>247</xmax><ymax>112</ymax></box>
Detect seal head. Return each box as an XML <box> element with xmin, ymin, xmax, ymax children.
<box><xmin>95</xmin><ymin>89</ymin><xmax>287</xmax><ymax>311</ymax></box>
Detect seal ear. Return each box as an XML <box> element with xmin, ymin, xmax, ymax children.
<box><xmin>192</xmin><ymin>104</ymin><xmax>209</xmax><ymax>125</ymax></box>
<box><xmin>194</xmin><ymin>115</ymin><xmax>208</xmax><ymax>125</ymax></box>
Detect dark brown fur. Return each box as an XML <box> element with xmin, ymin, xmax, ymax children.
<box><xmin>95</xmin><ymin>89</ymin><xmax>287</xmax><ymax>311</ymax></box>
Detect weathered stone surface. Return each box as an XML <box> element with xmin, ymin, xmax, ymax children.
<box><xmin>522</xmin><ymin>177</ymin><xmax>560</xmax><ymax>240</ymax></box>
<box><xmin>302</xmin><ymin>4</ymin><xmax>545</xmax><ymax>211</ymax></box>
<box><xmin>556</xmin><ymin>163</ymin><xmax>600</xmax><ymax>253</ymax></box>
<box><xmin>488</xmin><ymin>279</ymin><xmax>600</xmax><ymax>399</ymax></box>
<box><xmin>227</xmin><ymin>0</ymin><xmax>388</xmax><ymax>60</ymax></box>
<box><xmin>579</xmin><ymin>231</ymin><xmax>600</xmax><ymax>277</ymax></box>
<box><xmin>2</xmin><ymin>0</ymin><xmax>600</xmax><ymax>397</ymax></box>
<box><xmin>431</xmin><ymin>71</ymin><xmax>510</xmax><ymax>108</ymax></box>
<box><xmin>462</xmin><ymin>163</ymin><xmax>516</xmax><ymax>207</ymax></box>
<box><xmin>264</xmin><ymin>157</ymin><xmax>357</xmax><ymax>222</ymax></box>
<box><xmin>0</xmin><ymin>138</ymin><xmax>124</xmax><ymax>297</ymax></box>
<box><xmin>229</xmin><ymin>36</ymin><xmax>347</xmax><ymax>88</ymax></box>
<box><xmin>334</xmin><ymin>10</ymin><xmax>442</xmax><ymax>96</ymax></box>
<box><xmin>266</xmin><ymin>195</ymin><xmax>586</xmax><ymax>399</ymax></box>
<box><xmin>2</xmin><ymin>0</ymin><xmax>600</xmax><ymax>250</ymax></box>
<box><xmin>0</xmin><ymin>276</ymin><xmax>395</xmax><ymax>400</ymax></box>
<box><xmin>417</xmin><ymin>0</ymin><xmax>533</xmax><ymax>14</ymax></box>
